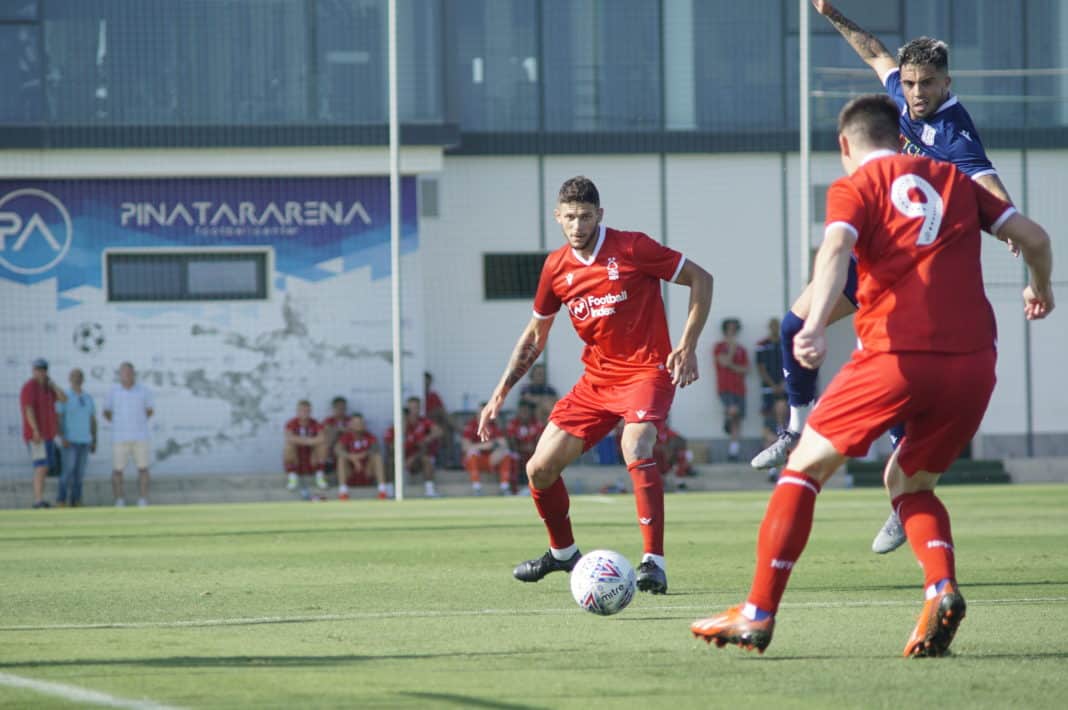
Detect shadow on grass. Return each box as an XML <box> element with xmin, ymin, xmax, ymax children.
<box><xmin>0</xmin><ymin>650</ymin><xmax>550</xmax><ymax>670</ymax></box>
<box><xmin>400</xmin><ymin>691</ymin><xmax>545</xmax><ymax>710</ymax></box>
<box><xmin>789</xmin><ymin>579</ymin><xmax>1067</xmax><ymax>594</ymax></box>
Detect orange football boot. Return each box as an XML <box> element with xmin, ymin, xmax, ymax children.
<box><xmin>691</xmin><ymin>605</ymin><xmax>775</xmax><ymax>654</ymax></box>
<box><xmin>903</xmin><ymin>581</ymin><xmax>967</xmax><ymax>658</ymax></box>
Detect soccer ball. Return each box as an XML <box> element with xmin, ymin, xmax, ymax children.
<box><xmin>569</xmin><ymin>549</ymin><xmax>637</xmax><ymax>616</ymax></box>
<box><xmin>72</xmin><ymin>322</ymin><xmax>106</xmax><ymax>353</ymax></box>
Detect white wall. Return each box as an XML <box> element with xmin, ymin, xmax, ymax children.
<box><xmin>422</xmin><ymin>149</ymin><xmax>1068</xmax><ymax>449</ymax></box>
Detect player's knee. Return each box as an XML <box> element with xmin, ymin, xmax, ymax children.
<box><xmin>525</xmin><ymin>456</ymin><xmax>559</xmax><ymax>490</ymax></box>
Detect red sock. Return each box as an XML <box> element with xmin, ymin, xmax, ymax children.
<box><xmin>628</xmin><ymin>458</ymin><xmax>664</xmax><ymax>556</ymax></box>
<box><xmin>747</xmin><ymin>469</ymin><xmax>821</xmax><ymax>614</ymax></box>
<box><xmin>893</xmin><ymin>490</ymin><xmax>955</xmax><ymax>588</ymax></box>
<box><xmin>531</xmin><ymin>477</ymin><xmax>574</xmax><ymax>550</ymax></box>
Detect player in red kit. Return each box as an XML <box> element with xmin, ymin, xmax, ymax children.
<box><xmin>461</xmin><ymin>404</ymin><xmax>515</xmax><ymax>496</ymax></box>
<box><xmin>283</xmin><ymin>400</ymin><xmax>328</xmax><ymax>499</ymax></box>
<box><xmin>691</xmin><ymin>95</ymin><xmax>1054</xmax><ymax>657</ymax></box>
<box><xmin>336</xmin><ymin>413</ymin><xmax>390</xmax><ymax>500</ymax></box>
<box><xmin>478</xmin><ymin>176</ymin><xmax>714</xmax><ymax>594</ymax></box>
<box><xmin>506</xmin><ymin>399</ymin><xmax>544</xmax><ymax>493</ymax></box>
<box><xmin>385</xmin><ymin>396</ymin><xmax>443</xmax><ymax>498</ymax></box>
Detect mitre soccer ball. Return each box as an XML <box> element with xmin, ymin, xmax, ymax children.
<box><xmin>569</xmin><ymin>549</ymin><xmax>637</xmax><ymax>616</ymax></box>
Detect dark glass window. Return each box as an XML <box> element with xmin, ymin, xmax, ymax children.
<box><xmin>0</xmin><ymin>0</ymin><xmax>36</xmax><ymax>21</ymax></box>
<box><xmin>541</xmin><ymin>0</ymin><xmax>661</xmax><ymax>131</ymax></box>
<box><xmin>693</xmin><ymin>1</ymin><xmax>786</xmax><ymax>131</ymax></box>
<box><xmin>107</xmin><ymin>251</ymin><xmax>269</xmax><ymax>302</ymax></box>
<box><xmin>484</xmin><ymin>253</ymin><xmax>547</xmax><ymax>300</ymax></box>
<box><xmin>0</xmin><ymin>24</ymin><xmax>41</xmax><ymax>122</ymax></box>
<box><xmin>445</xmin><ymin>0</ymin><xmax>538</xmax><ymax>131</ymax></box>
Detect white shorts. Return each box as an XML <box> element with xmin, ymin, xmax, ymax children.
<box><xmin>113</xmin><ymin>440</ymin><xmax>150</xmax><ymax>470</ymax></box>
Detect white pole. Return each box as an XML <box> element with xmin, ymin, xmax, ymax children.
<box><xmin>388</xmin><ymin>0</ymin><xmax>405</xmax><ymax>501</ymax></box>
<box><xmin>799</xmin><ymin>0</ymin><xmax>812</xmax><ymax>286</ymax></box>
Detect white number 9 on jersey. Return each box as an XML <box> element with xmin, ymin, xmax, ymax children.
<box><xmin>890</xmin><ymin>173</ymin><xmax>944</xmax><ymax>245</ymax></box>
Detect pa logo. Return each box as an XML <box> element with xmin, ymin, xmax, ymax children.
<box><xmin>0</xmin><ymin>188</ymin><xmax>73</xmax><ymax>275</ymax></box>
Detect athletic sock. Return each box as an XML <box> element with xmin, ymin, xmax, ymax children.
<box><xmin>728</xmin><ymin>440</ymin><xmax>740</xmax><ymax>456</ymax></box>
<box><xmin>531</xmin><ymin>477</ymin><xmax>575</xmax><ymax>550</ymax></box>
<box><xmin>628</xmin><ymin>458</ymin><xmax>665</xmax><ymax>556</ymax></box>
<box><xmin>893</xmin><ymin>490</ymin><xmax>955</xmax><ymax>589</ymax></box>
<box><xmin>641</xmin><ymin>552</ymin><xmax>666</xmax><ymax>571</ymax></box>
<box><xmin>781</xmin><ymin>310</ymin><xmax>819</xmax><ymax>410</ymax></box>
<box><xmin>787</xmin><ymin>404</ymin><xmax>810</xmax><ymax>434</ymax></box>
<box><xmin>746</xmin><ymin>469</ymin><xmax>821</xmax><ymax>614</ymax></box>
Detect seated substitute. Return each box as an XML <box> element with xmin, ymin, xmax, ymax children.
<box><xmin>321</xmin><ymin>396</ymin><xmax>350</xmax><ymax>477</ymax></box>
<box><xmin>461</xmin><ymin>403</ymin><xmax>516</xmax><ymax>496</ymax></box>
<box><xmin>384</xmin><ymin>396</ymin><xmax>443</xmax><ymax>498</ymax></box>
<box><xmin>653</xmin><ymin>424</ymin><xmax>696</xmax><ymax>489</ymax></box>
<box><xmin>506</xmin><ymin>399</ymin><xmax>544</xmax><ymax>494</ymax></box>
<box><xmin>283</xmin><ymin>400</ymin><xmax>328</xmax><ymax>498</ymax></box>
<box><xmin>336</xmin><ymin>413</ymin><xmax>391</xmax><ymax>500</ymax></box>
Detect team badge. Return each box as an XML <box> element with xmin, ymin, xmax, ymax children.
<box><xmin>606</xmin><ymin>257</ymin><xmax>620</xmax><ymax>281</ymax></box>
<box><xmin>921</xmin><ymin>124</ymin><xmax>936</xmax><ymax>146</ymax></box>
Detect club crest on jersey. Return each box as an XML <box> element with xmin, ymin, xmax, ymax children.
<box><xmin>921</xmin><ymin>124</ymin><xmax>936</xmax><ymax>146</ymax></box>
<box><xmin>566</xmin><ymin>272</ymin><xmax>574</xmax><ymax>286</ymax></box>
<box><xmin>606</xmin><ymin>257</ymin><xmax>620</xmax><ymax>281</ymax></box>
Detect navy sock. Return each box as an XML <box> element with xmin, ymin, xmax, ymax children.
<box><xmin>781</xmin><ymin>310</ymin><xmax>819</xmax><ymax>409</ymax></box>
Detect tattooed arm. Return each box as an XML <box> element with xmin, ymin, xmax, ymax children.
<box><xmin>478</xmin><ymin>316</ymin><xmax>555</xmax><ymax>440</ymax></box>
<box><xmin>812</xmin><ymin>1</ymin><xmax>897</xmax><ymax>79</ymax></box>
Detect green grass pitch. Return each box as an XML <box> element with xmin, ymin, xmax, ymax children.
<box><xmin>1</xmin><ymin>484</ymin><xmax>1066</xmax><ymax>709</ymax></box>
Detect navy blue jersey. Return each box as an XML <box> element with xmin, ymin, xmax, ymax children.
<box><xmin>884</xmin><ymin>68</ymin><xmax>996</xmax><ymax>179</ymax></box>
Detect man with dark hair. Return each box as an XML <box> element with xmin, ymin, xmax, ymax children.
<box><xmin>20</xmin><ymin>358</ymin><xmax>67</xmax><ymax>509</ymax></box>
<box><xmin>385</xmin><ymin>396</ymin><xmax>443</xmax><ymax>498</ymax></box>
<box><xmin>754</xmin><ymin>318</ymin><xmax>787</xmax><ymax>473</ymax></box>
<box><xmin>336</xmin><ymin>413</ymin><xmax>390</xmax><ymax>500</ymax></box>
<box><xmin>753</xmin><ymin>0</ymin><xmax>1017</xmax><ymax>556</ymax></box>
<box><xmin>478</xmin><ymin>175</ymin><xmax>714</xmax><ymax>595</ymax></box>
<box><xmin>713</xmin><ymin>318</ymin><xmax>749</xmax><ymax>462</ymax></box>
<box><xmin>284</xmin><ymin>399</ymin><xmax>328</xmax><ymax>499</ymax></box>
<box><xmin>321</xmin><ymin>396</ymin><xmax>350</xmax><ymax>478</ymax></box>
<box><xmin>692</xmin><ymin>93</ymin><xmax>1054</xmax><ymax>658</ymax></box>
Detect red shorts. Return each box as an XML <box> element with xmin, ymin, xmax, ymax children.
<box><xmin>343</xmin><ymin>459</ymin><xmax>372</xmax><ymax>486</ymax></box>
<box><xmin>550</xmin><ymin>372</ymin><xmax>675</xmax><ymax>451</ymax></box>
<box><xmin>808</xmin><ymin>348</ymin><xmax>996</xmax><ymax>475</ymax></box>
<box><xmin>291</xmin><ymin>446</ymin><xmax>319</xmax><ymax>475</ymax></box>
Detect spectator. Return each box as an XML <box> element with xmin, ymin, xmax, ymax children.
<box><xmin>283</xmin><ymin>399</ymin><xmax>328</xmax><ymax>499</ymax></box>
<box><xmin>461</xmin><ymin>403</ymin><xmax>516</xmax><ymax>495</ymax></box>
<box><xmin>104</xmin><ymin>362</ymin><xmax>154</xmax><ymax>507</ymax></box>
<box><xmin>385</xmin><ymin>396</ymin><xmax>443</xmax><ymax>498</ymax></box>
<box><xmin>321</xmin><ymin>396</ymin><xmax>350</xmax><ymax>478</ymax></box>
<box><xmin>20</xmin><ymin>358</ymin><xmax>67</xmax><ymax>509</ymax></box>
<box><xmin>519</xmin><ymin>363</ymin><xmax>559</xmax><ymax>422</ymax></box>
<box><xmin>653</xmin><ymin>424</ymin><xmax>696</xmax><ymax>489</ymax></box>
<box><xmin>755</xmin><ymin>317</ymin><xmax>789</xmax><ymax>473</ymax></box>
<box><xmin>56</xmin><ymin>368</ymin><xmax>96</xmax><ymax>507</ymax></box>
<box><xmin>506</xmin><ymin>399</ymin><xmax>545</xmax><ymax>493</ymax></box>
<box><xmin>424</xmin><ymin>371</ymin><xmax>458</xmax><ymax>468</ymax></box>
<box><xmin>714</xmin><ymin>318</ymin><xmax>749</xmax><ymax>462</ymax></box>
<box><xmin>336</xmin><ymin>413</ymin><xmax>391</xmax><ymax>500</ymax></box>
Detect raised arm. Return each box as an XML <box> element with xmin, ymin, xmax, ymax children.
<box><xmin>478</xmin><ymin>316</ymin><xmax>554</xmax><ymax>439</ymax></box>
<box><xmin>812</xmin><ymin>0</ymin><xmax>897</xmax><ymax>79</ymax></box>
<box><xmin>667</xmin><ymin>260</ymin><xmax>713</xmax><ymax>388</ymax></box>
<box><xmin>993</xmin><ymin>213</ymin><xmax>1055</xmax><ymax>319</ymax></box>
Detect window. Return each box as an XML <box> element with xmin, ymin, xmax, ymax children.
<box><xmin>483</xmin><ymin>252</ymin><xmax>547</xmax><ymax>300</ymax></box>
<box><xmin>106</xmin><ymin>250</ymin><xmax>270</xmax><ymax>302</ymax></box>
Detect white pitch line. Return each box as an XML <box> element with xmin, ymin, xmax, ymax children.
<box><xmin>1</xmin><ymin>596</ymin><xmax>1065</xmax><ymax>633</ymax></box>
<box><xmin>0</xmin><ymin>671</ymin><xmax>182</xmax><ymax>710</ymax></box>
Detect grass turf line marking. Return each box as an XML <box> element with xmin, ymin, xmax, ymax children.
<box><xmin>3</xmin><ymin>596</ymin><xmax>1066</xmax><ymax>632</ymax></box>
<box><xmin>0</xmin><ymin>671</ymin><xmax>182</xmax><ymax>709</ymax></box>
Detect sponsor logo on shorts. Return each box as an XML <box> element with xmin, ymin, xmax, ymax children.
<box><xmin>635</xmin><ymin>409</ymin><xmax>647</xmax><ymax>419</ymax></box>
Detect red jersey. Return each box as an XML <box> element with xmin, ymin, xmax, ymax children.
<box><xmin>385</xmin><ymin>416</ymin><xmax>437</xmax><ymax>457</ymax></box>
<box><xmin>462</xmin><ymin>417</ymin><xmax>505</xmax><ymax>443</ymax></box>
<box><xmin>425</xmin><ymin>390</ymin><xmax>445</xmax><ymax>415</ymax></box>
<box><xmin>322</xmin><ymin>415</ymin><xmax>349</xmax><ymax>431</ymax></box>
<box><xmin>20</xmin><ymin>379</ymin><xmax>59</xmax><ymax>441</ymax></box>
<box><xmin>507</xmin><ymin>417</ymin><xmax>544</xmax><ymax>448</ymax></box>
<box><xmin>714</xmin><ymin>341</ymin><xmax>748</xmax><ymax>396</ymax></box>
<box><xmin>338</xmin><ymin>430</ymin><xmax>377</xmax><ymax>455</ymax></box>
<box><xmin>825</xmin><ymin>151</ymin><xmax>1013</xmax><ymax>353</ymax></box>
<box><xmin>285</xmin><ymin>417</ymin><xmax>322</xmax><ymax>440</ymax></box>
<box><xmin>533</xmin><ymin>226</ymin><xmax>684</xmax><ymax>385</ymax></box>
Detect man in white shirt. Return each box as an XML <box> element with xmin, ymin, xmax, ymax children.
<box><xmin>104</xmin><ymin>362</ymin><xmax>155</xmax><ymax>507</ymax></box>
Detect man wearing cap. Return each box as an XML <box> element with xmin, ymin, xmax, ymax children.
<box><xmin>20</xmin><ymin>358</ymin><xmax>68</xmax><ymax>509</ymax></box>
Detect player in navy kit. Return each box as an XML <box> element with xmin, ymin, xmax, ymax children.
<box><xmin>752</xmin><ymin>0</ymin><xmax>1016</xmax><ymax>555</ymax></box>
